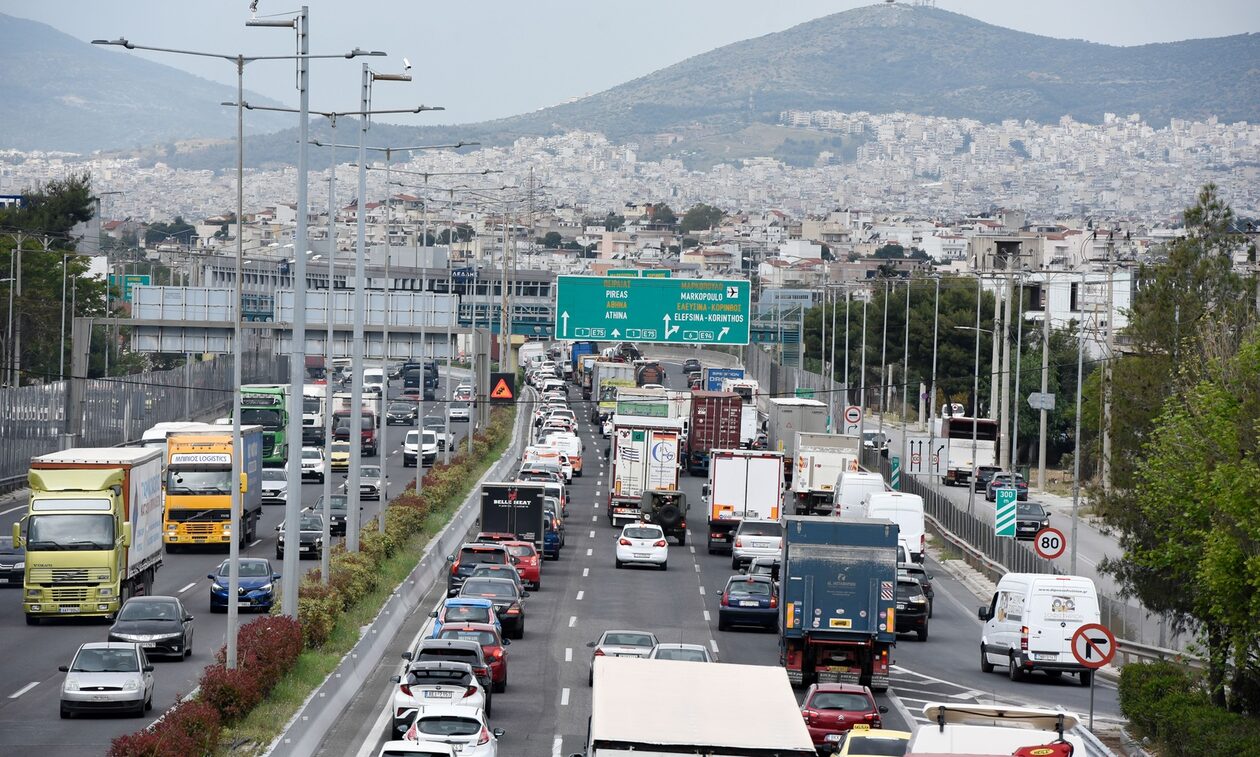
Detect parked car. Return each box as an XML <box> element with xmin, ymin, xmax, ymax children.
<box><xmin>388</xmin><ymin>660</ymin><xmax>487</xmax><ymax>736</ymax></box>
<box><xmin>435</xmin><ymin>623</ymin><xmax>511</xmax><ymax>692</ymax></box>
<box><xmin>586</xmin><ymin>629</ymin><xmax>658</xmax><ymax>686</ymax></box>
<box><xmin>108</xmin><ymin>596</ymin><xmax>194</xmax><ymax>660</ymax></box>
<box><xmin>276</xmin><ymin>513</ymin><xmax>325</xmax><ymax>560</ymax></box>
<box><xmin>402</xmin><ymin>704</ymin><xmax>503</xmax><ymax>757</ymax></box>
<box><xmin>799</xmin><ymin>683</ymin><xmax>887</xmax><ymax>751</ymax></box>
<box><xmin>208</xmin><ymin>557</ymin><xmax>279</xmax><ymax>613</ymax></box>
<box><xmin>647</xmin><ymin>643</ymin><xmax>713</xmax><ymax>662</ymax></box>
<box><xmin>716</xmin><ymin>574</ymin><xmax>778</xmax><ymax>632</ymax></box>
<box><xmin>59</xmin><ymin>642</ymin><xmax>154</xmax><ymax>718</ymax></box>
<box><xmin>1015</xmin><ymin>501</ymin><xmax>1051</xmax><ymax>541</ymax></box>
<box><xmin>614</xmin><ymin>522</ymin><xmax>669</xmax><ymax>570</ymax></box>
<box><xmin>459</xmin><ymin>577</ymin><xmax>527</xmax><ymax>640</ymax></box>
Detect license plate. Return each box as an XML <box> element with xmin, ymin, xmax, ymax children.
<box><xmin>634</xmin><ymin>553</ymin><xmax>650</xmax><ymax>558</ymax></box>
<box><xmin>825</xmin><ymin>734</ymin><xmax>843</xmax><ymax>742</ymax></box>
<box><xmin>753</xmin><ymin>541</ymin><xmax>769</xmax><ymax>548</ymax></box>
<box><xmin>237</xmin><ymin>601</ymin><xmax>252</xmax><ymax>608</ymax></box>
<box><xmin>424</xmin><ymin>690</ymin><xmax>453</xmax><ymax>698</ymax></box>
<box><xmin>58</xmin><ymin>606</ymin><xmax>79</xmax><ymax>614</ymax></box>
<box><xmin>1034</xmin><ymin>653</ymin><xmax>1058</xmax><ymax>661</ymax></box>
<box><xmin>93</xmin><ymin>694</ymin><xmax>110</xmax><ymax>701</ymax></box>
<box><xmin>141</xmin><ymin>643</ymin><xmax>157</xmax><ymax>649</ymax></box>
<box><xmin>896</xmin><ymin>603</ymin><xmax>906</xmax><ymax>610</ymax></box>
<box><xmin>739</xmin><ymin>600</ymin><xmax>760</xmax><ymax>607</ymax></box>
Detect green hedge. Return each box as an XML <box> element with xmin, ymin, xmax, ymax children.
<box><xmin>1119</xmin><ymin>661</ymin><xmax>1260</xmax><ymax>755</ymax></box>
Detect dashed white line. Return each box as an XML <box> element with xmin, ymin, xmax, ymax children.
<box><xmin>568</xmin><ymin>616</ymin><xmax>577</xmax><ymax>627</ymax></box>
<box><xmin>586</xmin><ymin>548</ymin><xmax>593</xmax><ymax>556</ymax></box>
<box><xmin>688</xmin><ymin>545</ymin><xmax>695</xmax><ymax>554</ymax></box>
<box><xmin>588</xmin><ymin>529</ymin><xmax>595</xmax><ymax>538</ymax></box>
<box><xmin>561</xmin><ymin>687</ymin><xmax>571</xmax><ymax>706</ymax></box>
<box><xmin>248</xmin><ymin>539</ymin><xmax>262</xmax><ymax>548</ymax></box>
<box><xmin>8</xmin><ymin>681</ymin><xmax>39</xmax><ymax>699</ymax></box>
<box><xmin>552</xmin><ymin>735</ymin><xmax>563</xmax><ymax>757</ymax></box>
<box><xmin>177</xmin><ymin>582</ymin><xmax>196</xmax><ymax>594</ymax></box>
<box><xmin>591</xmin><ymin>515</ymin><xmax>597</xmax><ymax>522</ymax></box>
<box><xmin>703</xmin><ymin>610</ymin><xmax>711</xmax><ymax>622</ymax></box>
<box><xmin>576</xmin><ymin>590</ymin><xmax>585</xmax><ymax>601</ymax></box>
<box><xmin>564</xmin><ymin>648</ymin><xmax>573</xmax><ymax>662</ymax></box>
<box><xmin>709</xmin><ymin>639</ymin><xmax>719</xmax><ymax>653</ymax></box>
<box><xmin>694</xmin><ymin>564</ymin><xmax>700</xmax><ymax>572</ymax></box>
<box><xmin>698</xmin><ymin>586</ymin><xmax>705</xmax><ymax>595</ymax></box>
<box><xmin>582</xmin><ymin>567</ymin><xmax>589</xmax><ymax>577</ymax></box>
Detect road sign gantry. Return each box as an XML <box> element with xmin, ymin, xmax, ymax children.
<box><xmin>554</xmin><ymin>275</ymin><xmax>750</xmax><ymax>345</ymax></box>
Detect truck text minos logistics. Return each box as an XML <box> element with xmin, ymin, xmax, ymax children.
<box><xmin>16</xmin><ymin>448</ymin><xmax>164</xmax><ymax>624</ymax></box>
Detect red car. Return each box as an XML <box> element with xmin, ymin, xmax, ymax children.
<box><xmin>475</xmin><ymin>531</ymin><xmax>518</xmax><ymax>543</ymax></box>
<box><xmin>436</xmin><ymin>622</ymin><xmax>510</xmax><ymax>692</ymax></box>
<box><xmin>799</xmin><ymin>683</ymin><xmax>887</xmax><ymax>751</ymax></box>
<box><xmin>502</xmin><ymin>540</ymin><xmax>542</xmax><ymax>590</ymax></box>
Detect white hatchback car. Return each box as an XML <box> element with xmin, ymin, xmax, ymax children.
<box><xmin>377</xmin><ymin>741</ymin><xmax>456</xmax><ymax>757</ymax></box>
<box><xmin>615</xmin><ymin>523</ymin><xmax>669</xmax><ymax>570</ymax></box>
<box><xmin>300</xmin><ymin>446</ymin><xmax>326</xmax><ymax>483</ymax></box>
<box><xmin>59</xmin><ymin>642</ymin><xmax>154</xmax><ymax>718</ymax></box>
<box><xmin>389</xmin><ymin>661</ymin><xmax>487</xmax><ymax>738</ymax></box>
<box><xmin>403</xmin><ymin>704</ymin><xmax>503</xmax><ymax>756</ymax></box>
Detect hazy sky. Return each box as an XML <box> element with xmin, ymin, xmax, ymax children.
<box><xmin>9</xmin><ymin>1</ymin><xmax>1260</xmax><ymax>126</ymax></box>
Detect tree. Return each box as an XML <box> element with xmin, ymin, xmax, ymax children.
<box><xmin>678</xmin><ymin>203</ymin><xmax>724</xmax><ymax>234</ymax></box>
<box><xmin>540</xmin><ymin>231</ymin><xmax>562</xmax><ymax>249</ymax></box>
<box><xmin>436</xmin><ymin>224</ymin><xmax>473</xmax><ymax>244</ymax></box>
<box><xmin>602</xmin><ymin>213</ymin><xmax>624</xmax><ymax>231</ymax></box>
<box><xmin>144</xmin><ymin>217</ymin><xmax>196</xmax><ymax>246</ymax></box>
<box><xmin>648</xmin><ymin>203</ymin><xmax>676</xmax><ymax>226</ymax></box>
<box><xmin>873</xmin><ymin>243</ymin><xmax>906</xmax><ymax>259</ymax></box>
<box><xmin>681</xmin><ymin>237</ymin><xmax>699</xmax><ymax>249</ymax></box>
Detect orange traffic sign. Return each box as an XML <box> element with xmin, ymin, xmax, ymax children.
<box><xmin>489</xmin><ymin>372</ymin><xmax>516</xmax><ymax>403</ymax></box>
<box><xmin>491</xmin><ymin>379</ymin><xmax>513</xmax><ymax>399</ymax></box>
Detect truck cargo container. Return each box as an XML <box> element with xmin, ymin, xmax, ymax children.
<box><xmin>163</xmin><ymin>426</ymin><xmax>264</xmax><ymax>551</ymax></box>
<box><xmin>479</xmin><ymin>482</ymin><xmax>546</xmax><ymax>550</ymax></box>
<box><xmin>791</xmin><ymin>432</ymin><xmax>861</xmax><ymax>515</ymax></box>
<box><xmin>779</xmin><ymin>516</ymin><xmax>899</xmax><ymax>691</ymax></box>
<box><xmin>704</xmin><ymin>449</ymin><xmax>783</xmax><ymax>554</ymax></box>
<box><xmin>685</xmin><ymin>391</ymin><xmax>742</xmax><ymax>476</ymax></box>
<box><xmin>607</xmin><ymin>418</ymin><xmax>683</xmax><ymax>528</ymax></box>
<box><xmin>16</xmin><ymin>448</ymin><xmax>165</xmax><ymax>623</ymax></box>
<box><xmin>767</xmin><ymin>398</ymin><xmax>828</xmax><ymax>486</ymax></box>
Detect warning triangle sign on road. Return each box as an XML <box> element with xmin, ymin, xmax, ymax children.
<box><xmin>491</xmin><ymin>378</ymin><xmax>513</xmax><ymax>399</ymax></box>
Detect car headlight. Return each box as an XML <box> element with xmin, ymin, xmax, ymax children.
<box><xmin>258</xmin><ymin>583</ymin><xmax>272</xmax><ymax>593</ymax></box>
<box><xmin>122</xmin><ymin>678</ymin><xmax>139</xmax><ymax>691</ymax></box>
<box><xmin>212</xmin><ymin>582</ymin><xmax>225</xmax><ymax>591</ymax></box>
<box><xmin>910</xmin><ymin>593</ymin><xmax>927</xmax><ymax>604</ymax></box>
<box><xmin>97</xmin><ymin>587</ymin><xmax>114</xmax><ymax>598</ymax></box>
<box><xmin>277</xmin><ymin>534</ymin><xmax>284</xmax><ymax>543</ymax></box>
<box><xmin>315</xmin><ymin>538</ymin><xmax>324</xmax><ymax>547</ymax></box>
<box><xmin>13</xmin><ymin>561</ymin><xmax>22</xmax><ymax>569</ymax></box>
<box><xmin>63</xmin><ymin>676</ymin><xmax>80</xmax><ymax>692</ymax></box>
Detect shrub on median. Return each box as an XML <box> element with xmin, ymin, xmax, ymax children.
<box><xmin>106</xmin><ymin>699</ymin><xmax>221</xmax><ymax>757</ymax></box>
<box><xmin>1119</xmin><ymin>660</ymin><xmax>1260</xmax><ymax>755</ymax></box>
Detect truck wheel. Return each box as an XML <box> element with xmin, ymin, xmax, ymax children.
<box><xmin>980</xmin><ymin>645</ymin><xmax>994</xmax><ymax>673</ymax></box>
<box><xmin>25</xmin><ymin>615</ymin><xmax>39</xmax><ymax>626</ymax></box>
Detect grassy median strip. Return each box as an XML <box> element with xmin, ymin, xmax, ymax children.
<box><xmin>221</xmin><ymin>408</ymin><xmax>517</xmax><ymax>755</ymax></box>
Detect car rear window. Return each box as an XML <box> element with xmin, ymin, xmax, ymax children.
<box><xmin>730</xmin><ymin>579</ymin><xmax>771</xmax><ymax>595</ymax></box>
<box><xmin>439</xmin><ymin>629</ymin><xmax>496</xmax><ymax>646</ymax></box>
<box><xmin>462</xmin><ymin>580</ymin><xmax>515</xmax><ymax>598</ymax></box>
<box><xmin>810</xmin><ymin>691</ymin><xmax>874</xmax><ymax>710</ymax></box>
<box><xmin>656</xmin><ymin>648</ymin><xmax>708</xmax><ymax>662</ymax></box>
<box><xmin>1017</xmin><ymin>503</ymin><xmax>1046</xmax><ymax>517</ymax></box>
<box><xmin>414</xmin><ymin>715</ymin><xmax>482</xmax><ymax>737</ymax></box>
<box><xmin>458</xmin><ymin>547</ymin><xmax>506</xmax><ymax>565</ymax></box>
<box><xmin>418</xmin><ymin>648</ymin><xmax>478</xmax><ymax>664</ymax></box>
<box><xmin>404</xmin><ymin>667</ymin><xmax>473</xmax><ymax>686</ymax></box>
<box><xmin>739</xmin><ymin>521</ymin><xmax>782</xmax><ymax>537</ymax></box>
<box><xmin>442</xmin><ymin>605</ymin><xmax>491</xmax><ymax>624</ymax></box>
<box><xmin>604</xmin><ymin>632</ymin><xmax>654</xmax><ymax>646</ymax></box>
<box><xmin>842</xmin><ymin>736</ymin><xmax>906</xmax><ymax>755</ymax></box>
<box><xmin>505</xmin><ymin>544</ymin><xmax>535</xmax><ymax>557</ymax></box>
<box><xmin>624</xmin><ymin>527</ymin><xmax>662</xmax><ymax>539</ymax></box>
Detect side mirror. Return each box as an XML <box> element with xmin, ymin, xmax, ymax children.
<box><xmin>492</xmin><ymin>728</ymin><xmax>505</xmax><ymax>738</ymax></box>
<box><xmin>585</xmin><ymin>641</ymin><xmax>596</xmax><ymax>648</ymax></box>
<box><xmin>521</xmin><ymin>592</ymin><xmax>530</xmax><ymax>598</ymax></box>
<box><xmin>389</xmin><ymin>675</ymin><xmax>400</xmax><ymax>684</ymax></box>
<box><xmin>978</xmin><ymin>607</ymin><xmax>991</xmax><ymax>621</ymax></box>
<box><xmin>185</xmin><ymin>615</ymin><xmax>195</xmax><ymax>622</ymax></box>
<box><xmin>713</xmin><ymin>589</ymin><xmax>723</xmax><ymax>595</ymax></box>
<box><xmin>701</xmin><ymin>484</ymin><xmax>710</xmax><ymax>497</ymax></box>
<box><xmin>143</xmin><ymin>664</ymin><xmax>154</xmax><ymax>672</ymax></box>
<box><xmin>401</xmin><ymin>651</ymin><xmax>413</xmax><ymax>661</ymax></box>
<box><xmin>122</xmin><ymin>522</ymin><xmax>132</xmax><ymax>548</ymax></box>
<box><xmin>273</xmin><ymin>574</ymin><xmax>282</xmax><ymax>581</ymax></box>
<box><xmin>429</xmin><ymin>611</ymin><xmax>438</xmax><ymax>618</ymax></box>
<box><xmin>878</xmin><ymin>705</ymin><xmax>889</xmax><ymax>714</ymax></box>
<box><xmin>11</xmin><ymin>522</ymin><xmax>20</xmax><ymax>547</ymax></box>
<box><xmin>207</xmin><ymin>574</ymin><xmax>216</xmax><ymax>580</ymax></box>
<box><xmin>58</xmin><ymin>665</ymin><xmax>69</xmax><ymax>672</ymax></box>
<box><xmin>503</xmin><ymin>639</ymin><xmax>511</xmax><ymax>646</ymax></box>
<box><xmin>446</xmin><ymin>555</ymin><xmax>455</xmax><ymax>562</ymax></box>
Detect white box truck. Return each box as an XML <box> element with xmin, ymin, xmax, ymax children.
<box><xmin>791</xmin><ymin>432</ymin><xmax>861</xmax><ymax>515</ymax></box>
<box><xmin>704</xmin><ymin>449</ymin><xmax>784</xmax><ymax>554</ymax></box>
<box><xmin>766</xmin><ymin>398</ymin><xmax>828</xmax><ymax>486</ymax></box>
<box><xmin>607</xmin><ymin>418</ymin><xmax>683</xmax><ymax>527</ymax></box>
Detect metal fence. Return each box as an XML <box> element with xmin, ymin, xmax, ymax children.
<box><xmin>0</xmin><ymin>350</ymin><xmax>279</xmax><ymax>486</ymax></box>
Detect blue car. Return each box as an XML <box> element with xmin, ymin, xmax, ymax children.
<box><xmin>716</xmin><ymin>574</ymin><xmax>778</xmax><ymax>631</ymax></box>
<box><xmin>428</xmin><ymin>597</ymin><xmax>502</xmax><ymax>639</ymax></box>
<box><xmin>543</xmin><ymin>524</ymin><xmax>562</xmax><ymax>560</ymax></box>
<box><xmin>208</xmin><ymin>558</ymin><xmax>280</xmax><ymax>614</ymax></box>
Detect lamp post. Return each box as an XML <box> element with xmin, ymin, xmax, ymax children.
<box><xmin>93</xmin><ymin>33</ymin><xmax>383</xmax><ymax>661</ymax></box>
<box><xmin>956</xmin><ymin>279</ymin><xmax>989</xmax><ymax>515</ymax></box>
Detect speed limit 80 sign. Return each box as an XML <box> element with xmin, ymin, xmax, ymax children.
<box><xmin>1034</xmin><ymin>527</ymin><xmax>1067</xmax><ymax>560</ymax></box>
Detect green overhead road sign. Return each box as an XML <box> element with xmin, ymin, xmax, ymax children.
<box><xmin>555</xmin><ymin>275</ymin><xmax>750</xmax><ymax>345</ymax></box>
<box><xmin>607</xmin><ymin>269</ymin><xmax>640</xmax><ymax>277</ymax></box>
<box><xmin>995</xmin><ymin>488</ymin><xmax>1018</xmax><ymax>537</ymax></box>
<box><xmin>642</xmin><ymin>269</ymin><xmax>671</xmax><ymax>278</ymax></box>
<box><xmin>108</xmin><ymin>274</ymin><xmax>152</xmax><ymax>303</ymax></box>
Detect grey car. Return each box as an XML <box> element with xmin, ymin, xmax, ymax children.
<box><xmin>586</xmin><ymin>629</ymin><xmax>658</xmax><ymax>686</ymax></box>
<box><xmin>59</xmin><ymin>642</ymin><xmax>154</xmax><ymax>718</ymax></box>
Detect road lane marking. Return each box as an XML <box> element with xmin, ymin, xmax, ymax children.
<box><xmin>709</xmin><ymin>639</ymin><xmax>719</xmax><ymax>653</ymax></box>
<box><xmin>588</xmin><ymin>529</ymin><xmax>595</xmax><ymax>538</ymax></box>
<box><xmin>568</xmin><ymin>616</ymin><xmax>577</xmax><ymax>627</ymax></box>
<box><xmin>703</xmin><ymin>610</ymin><xmax>711</xmax><ymax>622</ymax></box>
<box><xmin>564</xmin><ymin>648</ymin><xmax>572</xmax><ymax>662</ymax></box>
<box><xmin>177</xmin><ymin>582</ymin><xmax>196</xmax><ymax>594</ymax></box>
<box><xmin>582</xmin><ymin>567</ymin><xmax>589</xmax><ymax>577</ymax></box>
<box><xmin>576</xmin><ymin>590</ymin><xmax>584</xmax><ymax>601</ymax></box>
<box><xmin>0</xmin><ymin>504</ymin><xmax>24</xmax><ymax>516</ymax></box>
<box><xmin>689</xmin><ymin>546</ymin><xmax>695</xmax><ymax>554</ymax></box>
<box><xmin>698</xmin><ymin>586</ymin><xmax>705</xmax><ymax>595</ymax></box>
<box><xmin>560</xmin><ymin>687</ymin><xmax>570</xmax><ymax>706</ymax></box>
<box><xmin>552</xmin><ymin>736</ymin><xmax>563</xmax><ymax>757</ymax></box>
<box><xmin>586</xmin><ymin>548</ymin><xmax>592</xmax><ymax>556</ymax></box>
<box><xmin>8</xmin><ymin>681</ymin><xmax>39</xmax><ymax>699</ymax></box>
<box><xmin>591</xmin><ymin>515</ymin><xmax>597</xmax><ymax>522</ymax></box>
<box><xmin>694</xmin><ymin>564</ymin><xmax>700</xmax><ymax>572</ymax></box>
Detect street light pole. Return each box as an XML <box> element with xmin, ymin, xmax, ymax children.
<box><xmin>928</xmin><ymin>276</ymin><xmax>940</xmax><ymax>478</ymax></box>
<box><xmin>900</xmin><ymin>280</ymin><xmax>910</xmax><ymax>476</ymax></box>
<box><xmin>228</xmin><ymin>54</ymin><xmax>246</xmax><ymax>668</ymax></box>
<box><xmin>321</xmin><ymin>116</ymin><xmax>338</xmax><ymax>584</ymax></box>
<box><xmin>968</xmin><ymin>276</ymin><xmax>982</xmax><ymax>516</ymax></box>
<box><xmin>1071</xmin><ymin>311</ymin><xmax>1085</xmax><ymax>574</ymax></box>
<box><xmin>1010</xmin><ymin>273</ymin><xmax>1026</xmax><ymax>473</ymax></box>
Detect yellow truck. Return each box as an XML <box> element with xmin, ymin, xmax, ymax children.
<box><xmin>15</xmin><ymin>447</ymin><xmax>164</xmax><ymax>624</ymax></box>
<box><xmin>163</xmin><ymin>426</ymin><xmax>263</xmax><ymax>551</ymax></box>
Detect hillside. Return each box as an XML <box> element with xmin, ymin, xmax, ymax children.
<box><xmin>0</xmin><ymin>13</ymin><xmax>288</xmax><ymax>153</ymax></box>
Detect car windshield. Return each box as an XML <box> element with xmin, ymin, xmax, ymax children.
<box><xmin>603</xmin><ymin>632</ymin><xmax>654</xmax><ymax>647</ymax></box>
<box><xmin>414</xmin><ymin>716</ymin><xmax>482</xmax><ymax>737</ymax></box>
<box><xmin>220</xmin><ymin>560</ymin><xmax>271</xmax><ymax>578</ymax></box>
<box><xmin>361</xmin><ymin>466</ymin><xmax>381</xmax><ymax>478</ymax></box>
<box><xmin>166</xmin><ymin>468</ymin><xmax>232</xmax><ymax>494</ymax></box>
<box><xmin>439</xmin><ymin>629</ymin><xmax>497</xmax><ymax>646</ymax></box>
<box><xmin>404</xmin><ymin>668</ymin><xmax>472</xmax><ymax>686</ymax></box>
<box><xmin>332</xmin><ymin>443</ymin><xmax>350</xmax><ymax>454</ymax></box>
<box><xmin>262</xmin><ymin>469</ymin><xmax>286</xmax><ymax>481</ymax></box>
<box><xmin>1017</xmin><ymin>503</ymin><xmax>1045</xmax><ymax>517</ymax></box>
<box><xmin>71</xmin><ymin>648</ymin><xmax>139</xmax><ymax>673</ymax></box>
<box><xmin>624</xmin><ymin>527</ymin><xmax>662</xmax><ymax>539</ymax></box>
<box><xmin>811</xmin><ymin>691</ymin><xmax>873</xmax><ymax>710</ymax></box>
<box><xmin>300</xmin><ymin>515</ymin><xmax>322</xmax><ymax>531</ymax></box>
<box><xmin>463</xmin><ymin>580</ymin><xmax>515</xmax><ymax>599</ymax></box>
<box><xmin>443</xmin><ymin>605</ymin><xmax>492</xmax><ymax>624</ymax></box>
<box><xmin>118</xmin><ymin>599</ymin><xmax>179</xmax><ymax>622</ymax></box>
<box><xmin>389</xmin><ymin>403</ymin><xmax>413</xmax><ymax>413</ymax></box>
<box><xmin>318</xmin><ymin>496</ymin><xmax>348</xmax><ymax>512</ymax></box>
<box><xmin>898</xmin><ymin>581</ymin><xmax>922</xmax><ymax>595</ymax></box>
<box><xmin>458</xmin><ymin>548</ymin><xmax>505</xmax><ymax>565</ymax></box>
<box><xmin>424</xmin><ymin>418</ymin><xmax>445</xmax><ymax>429</ymax></box>
<box><xmin>841</xmin><ymin>736</ymin><xmax>906</xmax><ymax>756</ymax></box>
<box><xmin>302</xmin><ymin>449</ymin><xmax>321</xmax><ymax>460</ymax></box>
<box><xmin>730</xmin><ymin>579</ymin><xmax>772</xmax><ymax>595</ymax></box>
<box><xmin>26</xmin><ymin>514</ymin><xmax>115</xmax><ymax>550</ymax></box>
<box><xmin>739</xmin><ymin>521</ymin><xmax>782</xmax><ymax>537</ymax></box>
<box><xmin>656</xmin><ymin>648</ymin><xmax>708</xmax><ymax>662</ymax></box>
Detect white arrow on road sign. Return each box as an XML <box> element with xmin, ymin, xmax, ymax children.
<box><xmin>663</xmin><ymin>314</ymin><xmax>680</xmax><ymax>339</ymax></box>
<box><xmin>717</xmin><ymin>326</ymin><xmax>729</xmax><ymax>340</ymax></box>
<box><xmin>560</xmin><ymin>311</ymin><xmax>569</xmax><ymax>336</ymax></box>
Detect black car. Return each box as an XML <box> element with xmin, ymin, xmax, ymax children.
<box><xmin>276</xmin><ymin>513</ymin><xmax>324</xmax><ymax>560</ymax></box>
<box><xmin>898</xmin><ymin>564</ymin><xmax>934</xmax><ymax>617</ymax></box>
<box><xmin>386</xmin><ymin>401</ymin><xmax>418</xmax><ymax>425</ymax></box>
<box><xmin>446</xmin><ymin>543</ymin><xmax>512</xmax><ymax>596</ymax></box>
<box><xmin>108</xmin><ymin>596</ymin><xmax>194</xmax><ymax>659</ymax></box>
<box><xmin>682</xmin><ymin>358</ymin><xmax>702</xmax><ymax>374</ymax></box>
<box><xmin>0</xmin><ymin>536</ymin><xmax>24</xmax><ymax>585</ymax></box>
<box><xmin>986</xmin><ymin>472</ymin><xmax>1030</xmax><ymax>502</ymax></box>
<box><xmin>974</xmin><ymin>465</ymin><xmax>1003</xmax><ymax>493</ymax></box>
<box><xmin>1015</xmin><ymin>501</ymin><xmax>1050</xmax><ymax>541</ymax></box>
<box><xmin>308</xmin><ymin>494</ymin><xmax>349</xmax><ymax>537</ymax></box>
<box><xmin>459</xmin><ymin>577</ymin><xmax>528</xmax><ymax>639</ymax></box>
<box><xmin>895</xmin><ymin>577</ymin><xmax>930</xmax><ymax>641</ymax></box>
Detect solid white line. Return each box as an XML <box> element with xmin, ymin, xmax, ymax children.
<box><xmin>560</xmin><ymin>687</ymin><xmax>571</xmax><ymax>706</ymax></box>
<box><xmin>586</xmin><ymin>548</ymin><xmax>592</xmax><ymax>556</ymax></box>
<box><xmin>552</xmin><ymin>735</ymin><xmax>563</xmax><ymax>757</ymax></box>
<box><xmin>576</xmin><ymin>590</ymin><xmax>584</xmax><ymax>601</ymax></box>
<box><xmin>177</xmin><ymin>582</ymin><xmax>196</xmax><ymax>594</ymax></box>
<box><xmin>0</xmin><ymin>504</ymin><xmax>24</xmax><ymax>516</ymax></box>
<box><xmin>249</xmin><ymin>539</ymin><xmax>262</xmax><ymax>548</ymax></box>
<box><xmin>568</xmin><ymin>616</ymin><xmax>577</xmax><ymax>627</ymax></box>
<box><xmin>582</xmin><ymin>567</ymin><xmax>589</xmax><ymax>577</ymax></box>
<box><xmin>8</xmin><ymin>681</ymin><xmax>39</xmax><ymax>699</ymax></box>
<box><xmin>565</xmin><ymin>647</ymin><xmax>573</xmax><ymax>662</ymax></box>
<box><xmin>703</xmin><ymin>610</ymin><xmax>711</xmax><ymax>622</ymax></box>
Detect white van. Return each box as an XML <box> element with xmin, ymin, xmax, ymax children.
<box><xmin>833</xmin><ymin>470</ymin><xmax>887</xmax><ymax>519</ymax></box>
<box><xmin>363</xmin><ymin>367</ymin><xmax>385</xmax><ymax>395</ymax></box>
<box><xmin>979</xmin><ymin>573</ymin><xmax>1101</xmax><ymax>686</ymax></box>
<box><xmin>865</xmin><ymin>492</ymin><xmax>925</xmax><ymax>563</ymax></box>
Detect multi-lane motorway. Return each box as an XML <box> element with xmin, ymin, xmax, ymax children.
<box><xmin>317</xmin><ymin>359</ymin><xmax>1122</xmax><ymax>757</ymax></box>
<box><xmin>0</xmin><ymin>372</ymin><xmax>472</xmax><ymax>756</ymax></box>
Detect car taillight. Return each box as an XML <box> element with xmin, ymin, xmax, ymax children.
<box><xmin>770</xmin><ymin>593</ymin><xmax>778</xmax><ymax>608</ymax></box>
<box><xmin>720</xmin><ymin>591</ymin><xmax>730</xmax><ymax>606</ymax></box>
<box><xmin>593</xmin><ymin>649</ymin><xmax>605</xmax><ymax>657</ymax></box>
<box><xmin>477</xmin><ymin>725</ymin><xmax>492</xmax><ymax>745</ymax></box>
<box><xmin>463</xmin><ymin>685</ymin><xmax>479</xmax><ymax>698</ymax></box>
<box><xmin>1020</xmin><ymin>625</ymin><xmax>1029</xmax><ymax>652</ymax></box>
<box><xmin>618</xmin><ymin>538</ymin><xmax>631</xmax><ymax>546</ymax></box>
<box><xmin>399</xmin><ymin>684</ymin><xmax>412</xmax><ymax>697</ymax></box>
<box><xmin>734</xmin><ymin>537</ymin><xmax>743</xmax><ymax>548</ymax></box>
<box><xmin>921</xmin><ymin>534</ymin><xmax>926</xmax><ymax>552</ymax></box>
<box><xmin>450</xmin><ymin>561</ymin><xmax>460</xmax><ymax>575</ymax></box>
<box><xmin>506</xmin><ymin>606</ymin><xmax>521</xmax><ymax>615</ymax></box>
<box><xmin>801</xmin><ymin>708</ymin><xmax>815</xmax><ymax>724</ymax></box>
<box><xmin>653</xmin><ymin>540</ymin><xmax>667</xmax><ymax>547</ymax></box>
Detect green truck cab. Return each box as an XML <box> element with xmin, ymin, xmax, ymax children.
<box><xmin>14</xmin><ymin>447</ymin><xmax>164</xmax><ymax>625</ymax></box>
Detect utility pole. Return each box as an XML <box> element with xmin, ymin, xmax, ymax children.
<box><xmin>1037</xmin><ymin>276</ymin><xmax>1050</xmax><ymax>491</ymax></box>
<box><xmin>999</xmin><ymin>262</ymin><xmax>1014</xmax><ymax>471</ymax></box>
<box><xmin>1101</xmin><ymin>233</ymin><xmax>1115</xmax><ymax>494</ymax></box>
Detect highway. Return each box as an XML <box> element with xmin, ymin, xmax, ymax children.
<box><xmin>0</xmin><ymin>371</ymin><xmax>472</xmax><ymax>756</ymax></box>
<box><xmin>317</xmin><ymin>359</ymin><xmax>1122</xmax><ymax>757</ymax></box>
